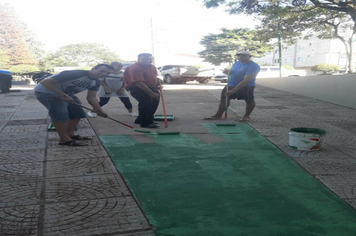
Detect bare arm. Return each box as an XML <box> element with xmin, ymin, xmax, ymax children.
<box><xmin>86</xmin><ymin>90</ymin><xmax>108</xmax><ymax>117</ymax></box>
<box><xmin>100</xmin><ymin>80</ymin><xmax>112</xmax><ymax>94</ymax></box>
<box><xmin>116</xmin><ymin>83</ymin><xmax>126</xmax><ymax>95</ymax></box>
<box><xmin>135</xmin><ymin>82</ymin><xmax>160</xmax><ymax>99</ymax></box>
<box><xmin>40</xmin><ymin>78</ymin><xmax>73</xmax><ymax>102</ymax></box>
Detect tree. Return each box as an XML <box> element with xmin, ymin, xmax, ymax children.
<box><xmin>0</xmin><ymin>3</ymin><xmax>37</xmax><ymax>66</ymax></box>
<box><xmin>311</xmin><ymin>63</ymin><xmax>341</xmax><ymax>74</ymax></box>
<box><xmin>22</xmin><ymin>24</ymin><xmax>46</xmax><ymax>62</ymax></box>
<box><xmin>39</xmin><ymin>43</ymin><xmax>121</xmax><ymax>71</ymax></box>
<box><xmin>9</xmin><ymin>64</ymin><xmax>39</xmax><ymax>74</ymax></box>
<box><xmin>201</xmin><ymin>0</ymin><xmax>356</xmax><ymax>72</ymax></box>
<box><xmin>198</xmin><ymin>28</ymin><xmax>273</xmax><ymax>65</ymax></box>
<box><xmin>0</xmin><ymin>50</ymin><xmax>9</xmax><ymax>68</ymax></box>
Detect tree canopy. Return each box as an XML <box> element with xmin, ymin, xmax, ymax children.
<box><xmin>0</xmin><ymin>3</ymin><xmax>37</xmax><ymax>67</ymax></box>
<box><xmin>202</xmin><ymin>0</ymin><xmax>356</xmax><ymax>72</ymax></box>
<box><xmin>198</xmin><ymin>28</ymin><xmax>272</xmax><ymax>65</ymax></box>
<box><xmin>39</xmin><ymin>43</ymin><xmax>121</xmax><ymax>71</ymax></box>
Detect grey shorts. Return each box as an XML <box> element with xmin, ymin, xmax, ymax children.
<box><xmin>221</xmin><ymin>86</ymin><xmax>255</xmax><ymax>102</ymax></box>
<box><xmin>35</xmin><ymin>91</ymin><xmax>86</xmax><ymax>122</ymax></box>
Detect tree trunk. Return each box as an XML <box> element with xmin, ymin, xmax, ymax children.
<box><xmin>348</xmin><ymin>33</ymin><xmax>355</xmax><ymax>73</ymax></box>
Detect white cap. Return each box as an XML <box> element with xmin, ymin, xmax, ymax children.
<box><xmin>236</xmin><ymin>51</ymin><xmax>251</xmax><ymax>56</ymax></box>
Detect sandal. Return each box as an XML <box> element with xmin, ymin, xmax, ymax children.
<box><xmin>239</xmin><ymin>117</ymin><xmax>250</xmax><ymax>122</ymax></box>
<box><xmin>58</xmin><ymin>140</ymin><xmax>88</xmax><ymax>146</ymax></box>
<box><xmin>203</xmin><ymin>116</ymin><xmax>221</xmax><ymax>120</ymax></box>
<box><xmin>70</xmin><ymin>135</ymin><xmax>92</xmax><ymax>140</ymax></box>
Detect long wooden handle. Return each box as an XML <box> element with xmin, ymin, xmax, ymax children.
<box><xmin>159</xmin><ymin>86</ymin><xmax>168</xmax><ymax>128</ymax></box>
<box><xmin>74</xmin><ymin>103</ymin><xmax>134</xmax><ymax>129</ymax></box>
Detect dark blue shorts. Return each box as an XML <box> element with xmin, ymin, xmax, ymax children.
<box><xmin>35</xmin><ymin>92</ymin><xmax>86</xmax><ymax>122</ymax></box>
<box><xmin>221</xmin><ymin>86</ymin><xmax>255</xmax><ymax>102</ymax></box>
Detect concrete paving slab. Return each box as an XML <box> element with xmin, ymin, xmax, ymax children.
<box><xmin>0</xmin><ymin>149</ymin><xmax>45</xmax><ymax>164</ymax></box>
<box><xmin>1</xmin><ymin>82</ymin><xmax>355</xmax><ymax>235</ymax></box>
<box><xmin>46</xmin><ymin>157</ymin><xmax>120</xmax><ymax>178</ymax></box>
<box><xmin>43</xmin><ymin>197</ymin><xmax>152</xmax><ymax>236</ymax></box>
<box><xmin>45</xmin><ymin>174</ymin><xmax>131</xmax><ymax>203</ymax></box>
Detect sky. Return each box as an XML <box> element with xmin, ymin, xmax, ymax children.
<box><xmin>2</xmin><ymin>0</ymin><xmax>259</xmax><ymax>64</ymax></box>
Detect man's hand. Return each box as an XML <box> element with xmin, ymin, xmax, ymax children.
<box><xmin>61</xmin><ymin>94</ymin><xmax>74</xmax><ymax>103</ymax></box>
<box><xmin>225</xmin><ymin>90</ymin><xmax>234</xmax><ymax>98</ymax></box>
<box><xmin>105</xmin><ymin>88</ymin><xmax>112</xmax><ymax>94</ymax></box>
<box><xmin>150</xmin><ymin>92</ymin><xmax>160</xmax><ymax>99</ymax></box>
<box><xmin>116</xmin><ymin>89</ymin><xmax>124</xmax><ymax>96</ymax></box>
<box><xmin>96</xmin><ymin>110</ymin><xmax>108</xmax><ymax>118</ymax></box>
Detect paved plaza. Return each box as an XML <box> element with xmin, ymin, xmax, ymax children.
<box><xmin>0</xmin><ymin>82</ymin><xmax>355</xmax><ymax>235</ymax></box>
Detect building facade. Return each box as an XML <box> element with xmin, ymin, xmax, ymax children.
<box><xmin>254</xmin><ymin>35</ymin><xmax>349</xmax><ymax>70</ymax></box>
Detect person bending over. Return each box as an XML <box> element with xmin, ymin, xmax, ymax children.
<box><xmin>124</xmin><ymin>53</ymin><xmax>161</xmax><ymax>128</ymax></box>
<box><xmin>34</xmin><ymin>64</ymin><xmax>113</xmax><ymax>146</ymax></box>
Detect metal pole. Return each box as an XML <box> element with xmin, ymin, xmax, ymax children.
<box><xmin>278</xmin><ymin>21</ymin><xmax>282</xmax><ymax>77</ymax></box>
<box><xmin>150</xmin><ymin>17</ymin><xmax>155</xmax><ymax>61</ymax></box>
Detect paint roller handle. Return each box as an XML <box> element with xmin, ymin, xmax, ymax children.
<box><xmin>73</xmin><ymin>102</ymin><xmax>107</xmax><ymax>117</ymax></box>
<box><xmin>106</xmin><ymin>116</ymin><xmax>135</xmax><ymax>129</ymax></box>
<box><xmin>159</xmin><ymin>86</ymin><xmax>168</xmax><ymax>128</ymax></box>
<box><xmin>74</xmin><ymin>102</ymin><xmax>134</xmax><ymax>129</ymax></box>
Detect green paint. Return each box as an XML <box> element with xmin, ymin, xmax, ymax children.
<box><xmin>100</xmin><ymin>124</ymin><xmax>356</xmax><ymax>236</ymax></box>
<box><xmin>215</xmin><ymin>123</ymin><xmax>237</xmax><ymax>126</ymax></box>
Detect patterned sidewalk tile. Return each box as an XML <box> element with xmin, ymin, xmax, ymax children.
<box><xmin>0</xmin><ymin>204</ymin><xmax>39</xmax><ymax>236</ymax></box>
<box><xmin>0</xmin><ymin>139</ymin><xmax>46</xmax><ymax>151</ymax></box>
<box><xmin>315</xmin><ymin>174</ymin><xmax>356</xmax><ymax>200</ymax></box>
<box><xmin>294</xmin><ymin>156</ymin><xmax>356</xmax><ymax>175</ymax></box>
<box><xmin>46</xmin><ymin>157</ymin><xmax>119</xmax><ymax>178</ymax></box>
<box><xmin>46</xmin><ymin>145</ymin><xmax>108</xmax><ymax>160</ymax></box>
<box><xmin>0</xmin><ymin>131</ymin><xmax>47</xmax><ymax>141</ymax></box>
<box><xmin>43</xmin><ymin>197</ymin><xmax>152</xmax><ymax>236</ymax></box>
<box><xmin>0</xmin><ymin>162</ymin><xmax>43</xmax><ymax>182</ymax></box>
<box><xmin>1</xmin><ymin>124</ymin><xmax>48</xmax><ymax>133</ymax></box>
<box><xmin>45</xmin><ymin>174</ymin><xmax>131</xmax><ymax>203</ymax></box>
<box><xmin>0</xmin><ymin>179</ymin><xmax>42</xmax><ymax>207</ymax></box>
<box><xmin>0</xmin><ymin>149</ymin><xmax>45</xmax><ymax>164</ymax></box>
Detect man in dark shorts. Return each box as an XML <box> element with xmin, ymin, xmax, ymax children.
<box><xmin>34</xmin><ymin>64</ymin><xmax>114</xmax><ymax>146</ymax></box>
<box><xmin>204</xmin><ymin>51</ymin><xmax>260</xmax><ymax>122</ymax></box>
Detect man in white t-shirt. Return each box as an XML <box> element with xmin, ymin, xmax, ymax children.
<box><xmin>87</xmin><ymin>62</ymin><xmax>137</xmax><ymax>117</ymax></box>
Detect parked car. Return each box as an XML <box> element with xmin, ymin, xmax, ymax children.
<box><xmin>257</xmin><ymin>66</ymin><xmax>306</xmax><ymax>78</ymax></box>
<box><xmin>159</xmin><ymin>65</ymin><xmax>215</xmax><ymax>84</ymax></box>
<box><xmin>214</xmin><ymin>73</ymin><xmax>228</xmax><ymax>83</ymax></box>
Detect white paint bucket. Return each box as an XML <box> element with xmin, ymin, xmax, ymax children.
<box><xmin>288</xmin><ymin>128</ymin><xmax>326</xmax><ymax>151</ymax></box>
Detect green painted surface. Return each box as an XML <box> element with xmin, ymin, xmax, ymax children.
<box><xmin>100</xmin><ymin>123</ymin><xmax>356</xmax><ymax>236</ymax></box>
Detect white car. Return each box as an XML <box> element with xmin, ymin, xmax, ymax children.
<box><xmin>214</xmin><ymin>74</ymin><xmax>228</xmax><ymax>83</ymax></box>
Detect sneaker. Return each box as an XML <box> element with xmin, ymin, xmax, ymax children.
<box><xmin>87</xmin><ymin>111</ymin><xmax>97</xmax><ymax>118</ymax></box>
<box><xmin>129</xmin><ymin>112</ymin><xmax>138</xmax><ymax>117</ymax></box>
<box><xmin>141</xmin><ymin>123</ymin><xmax>160</xmax><ymax>128</ymax></box>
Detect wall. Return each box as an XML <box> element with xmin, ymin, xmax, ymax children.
<box><xmin>256</xmin><ymin>74</ymin><xmax>356</xmax><ymax>109</ymax></box>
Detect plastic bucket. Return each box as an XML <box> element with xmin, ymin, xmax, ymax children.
<box><xmin>288</xmin><ymin>127</ymin><xmax>326</xmax><ymax>151</ymax></box>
